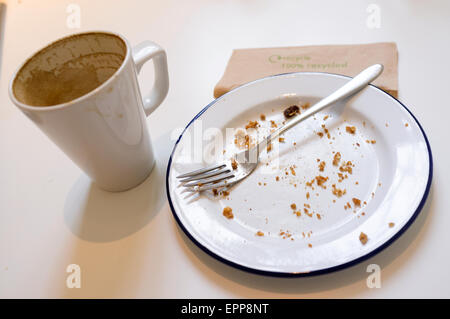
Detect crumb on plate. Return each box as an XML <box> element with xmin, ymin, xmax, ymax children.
<box><xmin>333</xmin><ymin>152</ymin><xmax>341</xmax><ymax>166</ymax></box>
<box><xmin>283</xmin><ymin>105</ymin><xmax>300</xmax><ymax>118</ymax></box>
<box><xmin>346</xmin><ymin>126</ymin><xmax>356</xmax><ymax>134</ymax></box>
<box><xmin>318</xmin><ymin>161</ymin><xmax>326</xmax><ymax>172</ymax></box>
<box><xmin>352</xmin><ymin>197</ymin><xmax>361</xmax><ymax>207</ymax></box>
<box><xmin>231</xmin><ymin>159</ymin><xmax>238</xmax><ymax>170</ymax></box>
<box><xmin>222</xmin><ymin>206</ymin><xmax>233</xmax><ymax>219</ymax></box>
<box><xmin>332</xmin><ymin>184</ymin><xmax>346</xmax><ymax>197</ymax></box>
<box><xmin>359</xmin><ymin>232</ymin><xmax>368</xmax><ymax>245</ymax></box>
<box><xmin>315</xmin><ymin>175</ymin><xmax>329</xmax><ymax>188</ymax></box>
<box><xmin>245</xmin><ymin>120</ymin><xmax>259</xmax><ymax>129</ymax></box>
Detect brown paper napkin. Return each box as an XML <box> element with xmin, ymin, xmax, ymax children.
<box><xmin>214</xmin><ymin>42</ymin><xmax>398</xmax><ymax>98</ymax></box>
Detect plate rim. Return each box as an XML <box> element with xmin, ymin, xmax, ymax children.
<box><xmin>165</xmin><ymin>71</ymin><xmax>433</xmax><ymax>277</ymax></box>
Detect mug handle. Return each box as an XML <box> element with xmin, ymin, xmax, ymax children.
<box><xmin>132</xmin><ymin>41</ymin><xmax>169</xmax><ymax>116</ymax></box>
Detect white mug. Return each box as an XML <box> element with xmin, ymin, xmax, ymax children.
<box><xmin>9</xmin><ymin>31</ymin><xmax>169</xmax><ymax>191</ymax></box>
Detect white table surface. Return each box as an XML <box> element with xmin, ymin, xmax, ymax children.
<box><xmin>0</xmin><ymin>0</ymin><xmax>449</xmax><ymax>298</ymax></box>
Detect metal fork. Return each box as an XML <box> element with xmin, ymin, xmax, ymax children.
<box><xmin>177</xmin><ymin>64</ymin><xmax>383</xmax><ymax>192</ymax></box>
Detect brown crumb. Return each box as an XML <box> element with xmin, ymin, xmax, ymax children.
<box><xmin>278</xmin><ymin>137</ymin><xmax>285</xmax><ymax>143</ymax></box>
<box><xmin>231</xmin><ymin>159</ymin><xmax>238</xmax><ymax>170</ymax></box>
<box><xmin>321</xmin><ymin>124</ymin><xmax>331</xmax><ymax>139</ymax></box>
<box><xmin>315</xmin><ymin>175</ymin><xmax>329</xmax><ymax>188</ymax></box>
<box><xmin>222</xmin><ymin>190</ymin><xmax>230</xmax><ymax>197</ymax></box>
<box><xmin>306</xmin><ymin>192</ymin><xmax>310</xmax><ymax>199</ymax></box>
<box><xmin>318</xmin><ymin>161</ymin><xmax>326</xmax><ymax>172</ymax></box>
<box><xmin>260</xmin><ymin>114</ymin><xmax>266</xmax><ymax>121</ymax></box>
<box><xmin>245</xmin><ymin>120</ymin><xmax>259</xmax><ymax>129</ymax></box>
<box><xmin>256</xmin><ymin>231</ymin><xmax>264</xmax><ymax>236</ymax></box>
<box><xmin>323</xmin><ymin>115</ymin><xmax>329</xmax><ymax>121</ymax></box>
<box><xmin>359</xmin><ymin>232</ymin><xmax>368</xmax><ymax>245</ymax></box>
<box><xmin>290</xmin><ymin>166</ymin><xmax>296</xmax><ymax>176</ymax></box>
<box><xmin>308</xmin><ymin>243</ymin><xmax>312</xmax><ymax>248</ymax></box>
<box><xmin>332</xmin><ymin>184</ymin><xmax>346</xmax><ymax>197</ymax></box>
<box><xmin>222</xmin><ymin>207</ymin><xmax>233</xmax><ymax>219</ymax></box>
<box><xmin>352</xmin><ymin>198</ymin><xmax>361</xmax><ymax>207</ymax></box>
<box><xmin>290</xmin><ymin>203</ymin><xmax>297</xmax><ymax>210</ymax></box>
<box><xmin>306</xmin><ymin>179</ymin><xmax>314</xmax><ymax>187</ymax></box>
<box><xmin>405</xmin><ymin>123</ymin><xmax>409</xmax><ymax>127</ymax></box>
<box><xmin>317</xmin><ymin>132</ymin><xmax>324</xmax><ymax>138</ymax></box>
<box><xmin>212</xmin><ymin>188</ymin><xmax>218</xmax><ymax>196</ymax></box>
<box><xmin>337</xmin><ymin>172</ymin><xmax>345</xmax><ymax>182</ymax></box>
<box><xmin>283</xmin><ymin>105</ymin><xmax>300</xmax><ymax>118</ymax></box>
<box><xmin>333</xmin><ymin>152</ymin><xmax>341</xmax><ymax>166</ymax></box>
<box><xmin>234</xmin><ymin>131</ymin><xmax>252</xmax><ymax>149</ymax></box>
<box><xmin>339</xmin><ymin>161</ymin><xmax>353</xmax><ymax>174</ymax></box>
<box><xmin>301</xmin><ymin>102</ymin><xmax>310</xmax><ymax>110</ymax></box>
<box><xmin>267</xmin><ymin>143</ymin><xmax>272</xmax><ymax>152</ymax></box>
<box><xmin>275</xmin><ymin>176</ymin><xmax>280</xmax><ymax>181</ymax></box>
<box><xmin>389</xmin><ymin>222</ymin><xmax>395</xmax><ymax>228</ymax></box>
<box><xmin>270</xmin><ymin>120</ymin><xmax>277</xmax><ymax>128</ymax></box>
<box><xmin>346</xmin><ymin>126</ymin><xmax>356</xmax><ymax>134</ymax></box>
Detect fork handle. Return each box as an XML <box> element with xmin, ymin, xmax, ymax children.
<box><xmin>264</xmin><ymin>64</ymin><xmax>383</xmax><ymax>145</ymax></box>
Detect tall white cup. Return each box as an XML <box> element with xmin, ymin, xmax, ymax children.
<box><xmin>9</xmin><ymin>31</ymin><xmax>169</xmax><ymax>191</ymax></box>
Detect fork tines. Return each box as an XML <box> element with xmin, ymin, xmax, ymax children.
<box><xmin>176</xmin><ymin>163</ymin><xmax>234</xmax><ymax>192</ymax></box>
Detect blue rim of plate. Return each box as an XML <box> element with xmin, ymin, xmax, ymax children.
<box><xmin>165</xmin><ymin>71</ymin><xmax>433</xmax><ymax>277</ymax></box>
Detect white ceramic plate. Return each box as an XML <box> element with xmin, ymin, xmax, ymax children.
<box><xmin>166</xmin><ymin>72</ymin><xmax>432</xmax><ymax>276</ymax></box>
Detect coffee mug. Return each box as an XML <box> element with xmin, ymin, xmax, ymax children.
<box><xmin>9</xmin><ymin>31</ymin><xmax>169</xmax><ymax>191</ymax></box>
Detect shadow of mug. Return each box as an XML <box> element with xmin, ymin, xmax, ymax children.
<box><xmin>64</xmin><ymin>161</ymin><xmax>166</xmax><ymax>243</ymax></box>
